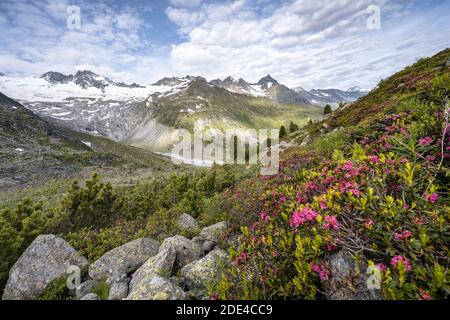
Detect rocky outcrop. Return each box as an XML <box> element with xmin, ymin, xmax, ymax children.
<box><xmin>127</xmin><ymin>275</ymin><xmax>187</xmax><ymax>300</ymax></box>
<box><xmin>181</xmin><ymin>249</ymin><xmax>229</xmax><ymax>291</ymax></box>
<box><xmin>76</xmin><ymin>280</ymin><xmax>98</xmax><ymax>300</ymax></box>
<box><xmin>108</xmin><ymin>281</ymin><xmax>129</xmax><ymax>300</ymax></box>
<box><xmin>2</xmin><ymin>235</ymin><xmax>88</xmax><ymax>300</ymax></box>
<box><xmin>197</xmin><ymin>221</ymin><xmax>229</xmax><ymax>243</ymax></box>
<box><xmin>159</xmin><ymin>235</ymin><xmax>202</xmax><ymax>271</ymax></box>
<box><xmin>80</xmin><ymin>293</ymin><xmax>100</xmax><ymax>300</ymax></box>
<box><xmin>323</xmin><ymin>250</ymin><xmax>382</xmax><ymax>300</ymax></box>
<box><xmin>129</xmin><ymin>248</ymin><xmax>176</xmax><ymax>292</ymax></box>
<box><xmin>127</xmin><ymin>248</ymin><xmax>187</xmax><ymax>300</ymax></box>
<box><xmin>177</xmin><ymin>213</ymin><xmax>200</xmax><ymax>233</ymax></box>
<box><xmin>89</xmin><ymin>238</ymin><xmax>159</xmax><ymax>284</ymax></box>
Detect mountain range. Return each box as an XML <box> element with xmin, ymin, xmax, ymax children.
<box><xmin>0</xmin><ymin>70</ymin><xmax>365</xmax><ymax>152</ymax></box>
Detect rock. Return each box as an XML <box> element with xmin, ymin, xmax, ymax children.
<box><xmin>80</xmin><ymin>293</ymin><xmax>100</xmax><ymax>300</ymax></box>
<box><xmin>129</xmin><ymin>248</ymin><xmax>177</xmax><ymax>293</ymax></box>
<box><xmin>126</xmin><ymin>275</ymin><xmax>187</xmax><ymax>300</ymax></box>
<box><xmin>89</xmin><ymin>238</ymin><xmax>159</xmax><ymax>284</ymax></box>
<box><xmin>159</xmin><ymin>235</ymin><xmax>202</xmax><ymax>271</ymax></box>
<box><xmin>108</xmin><ymin>281</ymin><xmax>129</xmax><ymax>300</ymax></box>
<box><xmin>198</xmin><ymin>221</ymin><xmax>229</xmax><ymax>243</ymax></box>
<box><xmin>2</xmin><ymin>235</ymin><xmax>88</xmax><ymax>300</ymax></box>
<box><xmin>202</xmin><ymin>240</ymin><xmax>216</xmax><ymax>255</ymax></box>
<box><xmin>177</xmin><ymin>213</ymin><xmax>199</xmax><ymax>232</ymax></box>
<box><xmin>446</xmin><ymin>58</ymin><xmax>450</xmax><ymax>67</ymax></box>
<box><xmin>300</xmin><ymin>135</ymin><xmax>311</xmax><ymax>147</ymax></box>
<box><xmin>76</xmin><ymin>280</ymin><xmax>98</xmax><ymax>299</ymax></box>
<box><xmin>182</xmin><ymin>249</ymin><xmax>229</xmax><ymax>290</ymax></box>
<box><xmin>324</xmin><ymin>250</ymin><xmax>382</xmax><ymax>300</ymax></box>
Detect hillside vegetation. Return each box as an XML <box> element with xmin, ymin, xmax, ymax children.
<box><xmin>216</xmin><ymin>48</ymin><xmax>450</xmax><ymax>300</ymax></box>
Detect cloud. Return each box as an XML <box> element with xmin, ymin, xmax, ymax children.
<box><xmin>167</xmin><ymin>0</ymin><xmax>450</xmax><ymax>89</ymax></box>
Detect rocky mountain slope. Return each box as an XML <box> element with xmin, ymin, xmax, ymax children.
<box><xmin>0</xmin><ymin>72</ymin><xmax>324</xmax><ymax>152</ymax></box>
<box><xmin>0</xmin><ymin>92</ymin><xmax>176</xmax><ymax>190</ymax></box>
<box><xmin>210</xmin><ymin>74</ymin><xmax>366</xmax><ymax>105</ymax></box>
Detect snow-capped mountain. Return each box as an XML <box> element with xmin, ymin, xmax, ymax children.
<box><xmin>40</xmin><ymin>70</ymin><xmax>144</xmax><ymax>91</ymax></box>
<box><xmin>0</xmin><ymin>71</ymin><xmax>200</xmax><ymax>141</ymax></box>
<box><xmin>307</xmin><ymin>88</ymin><xmax>366</xmax><ymax>105</ymax></box>
<box><xmin>208</xmin><ymin>74</ymin><xmax>366</xmax><ymax>106</ymax></box>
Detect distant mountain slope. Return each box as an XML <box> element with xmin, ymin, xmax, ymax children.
<box><xmin>0</xmin><ymin>92</ymin><xmax>175</xmax><ymax>190</ymax></box>
<box><xmin>209</xmin><ymin>74</ymin><xmax>366</xmax><ymax>105</ymax></box>
<box><xmin>126</xmin><ymin>78</ymin><xmax>323</xmax><ymax>151</ymax></box>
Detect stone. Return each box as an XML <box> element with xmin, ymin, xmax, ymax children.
<box><xmin>324</xmin><ymin>250</ymin><xmax>382</xmax><ymax>300</ymax></box>
<box><xmin>300</xmin><ymin>135</ymin><xmax>311</xmax><ymax>147</ymax></box>
<box><xmin>129</xmin><ymin>248</ymin><xmax>177</xmax><ymax>293</ymax></box>
<box><xmin>159</xmin><ymin>235</ymin><xmax>202</xmax><ymax>270</ymax></box>
<box><xmin>177</xmin><ymin>213</ymin><xmax>199</xmax><ymax>232</ymax></box>
<box><xmin>80</xmin><ymin>293</ymin><xmax>100</xmax><ymax>300</ymax></box>
<box><xmin>76</xmin><ymin>280</ymin><xmax>98</xmax><ymax>299</ymax></box>
<box><xmin>126</xmin><ymin>275</ymin><xmax>187</xmax><ymax>300</ymax></box>
<box><xmin>2</xmin><ymin>235</ymin><xmax>88</xmax><ymax>300</ymax></box>
<box><xmin>89</xmin><ymin>238</ymin><xmax>159</xmax><ymax>284</ymax></box>
<box><xmin>108</xmin><ymin>281</ymin><xmax>129</xmax><ymax>300</ymax></box>
<box><xmin>182</xmin><ymin>249</ymin><xmax>229</xmax><ymax>290</ymax></box>
<box><xmin>198</xmin><ymin>221</ymin><xmax>229</xmax><ymax>243</ymax></box>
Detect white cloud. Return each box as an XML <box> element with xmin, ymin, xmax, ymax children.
<box><xmin>167</xmin><ymin>0</ymin><xmax>450</xmax><ymax>90</ymax></box>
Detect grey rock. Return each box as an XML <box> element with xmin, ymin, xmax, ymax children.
<box><xmin>126</xmin><ymin>275</ymin><xmax>187</xmax><ymax>300</ymax></box>
<box><xmin>159</xmin><ymin>235</ymin><xmax>202</xmax><ymax>271</ymax></box>
<box><xmin>76</xmin><ymin>280</ymin><xmax>98</xmax><ymax>299</ymax></box>
<box><xmin>198</xmin><ymin>221</ymin><xmax>229</xmax><ymax>243</ymax></box>
<box><xmin>80</xmin><ymin>293</ymin><xmax>100</xmax><ymax>300</ymax></box>
<box><xmin>324</xmin><ymin>250</ymin><xmax>382</xmax><ymax>300</ymax></box>
<box><xmin>108</xmin><ymin>281</ymin><xmax>129</xmax><ymax>300</ymax></box>
<box><xmin>202</xmin><ymin>240</ymin><xmax>216</xmax><ymax>255</ymax></box>
<box><xmin>183</xmin><ymin>249</ymin><xmax>229</xmax><ymax>290</ymax></box>
<box><xmin>177</xmin><ymin>213</ymin><xmax>199</xmax><ymax>233</ymax></box>
<box><xmin>89</xmin><ymin>238</ymin><xmax>159</xmax><ymax>284</ymax></box>
<box><xmin>2</xmin><ymin>235</ymin><xmax>88</xmax><ymax>300</ymax></box>
<box><xmin>129</xmin><ymin>248</ymin><xmax>176</xmax><ymax>293</ymax></box>
<box><xmin>300</xmin><ymin>135</ymin><xmax>311</xmax><ymax>147</ymax></box>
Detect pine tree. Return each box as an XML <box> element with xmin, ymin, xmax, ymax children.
<box><xmin>289</xmin><ymin>121</ymin><xmax>299</xmax><ymax>133</ymax></box>
<box><xmin>323</xmin><ymin>104</ymin><xmax>332</xmax><ymax>115</ymax></box>
<box><xmin>279</xmin><ymin>125</ymin><xmax>287</xmax><ymax>139</ymax></box>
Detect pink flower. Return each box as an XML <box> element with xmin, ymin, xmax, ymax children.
<box><xmin>279</xmin><ymin>195</ymin><xmax>287</xmax><ymax>203</ymax></box>
<box><xmin>418</xmin><ymin>136</ymin><xmax>433</xmax><ymax>146</ymax></box>
<box><xmin>323</xmin><ymin>215</ymin><xmax>340</xmax><ymax>230</ymax></box>
<box><xmin>421</xmin><ymin>292</ymin><xmax>432</xmax><ymax>300</ymax></box>
<box><xmin>393</xmin><ymin>230</ymin><xmax>413</xmax><ymax>241</ymax></box>
<box><xmin>342</xmin><ymin>161</ymin><xmax>354</xmax><ymax>171</ymax></box>
<box><xmin>240</xmin><ymin>252</ymin><xmax>248</xmax><ymax>260</ymax></box>
<box><xmin>375</xmin><ymin>263</ymin><xmax>387</xmax><ymax>272</ymax></box>
<box><xmin>311</xmin><ymin>263</ymin><xmax>329</xmax><ymax>281</ymax></box>
<box><xmin>390</xmin><ymin>255</ymin><xmax>411</xmax><ymax>272</ymax></box>
<box><xmin>369</xmin><ymin>155</ymin><xmax>380</xmax><ymax>164</ymax></box>
<box><xmin>364</xmin><ymin>219</ymin><xmax>375</xmax><ymax>229</ymax></box>
<box><xmin>425</xmin><ymin>155</ymin><xmax>436</xmax><ymax>162</ymax></box>
<box><xmin>423</xmin><ymin>192</ymin><xmax>439</xmax><ymax>203</ymax></box>
<box><xmin>260</xmin><ymin>211</ymin><xmax>270</xmax><ymax>222</ymax></box>
<box><xmin>291</xmin><ymin>207</ymin><xmax>319</xmax><ymax>227</ymax></box>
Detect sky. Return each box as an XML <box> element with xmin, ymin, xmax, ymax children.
<box><xmin>0</xmin><ymin>0</ymin><xmax>449</xmax><ymax>90</ymax></box>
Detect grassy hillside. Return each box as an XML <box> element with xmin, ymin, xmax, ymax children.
<box><xmin>149</xmin><ymin>79</ymin><xmax>323</xmax><ymax>131</ymax></box>
<box><xmin>0</xmin><ymin>92</ymin><xmax>178</xmax><ymax>191</ymax></box>
<box><xmin>215</xmin><ymin>48</ymin><xmax>450</xmax><ymax>300</ymax></box>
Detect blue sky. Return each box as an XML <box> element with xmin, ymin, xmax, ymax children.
<box><xmin>0</xmin><ymin>0</ymin><xmax>449</xmax><ymax>90</ymax></box>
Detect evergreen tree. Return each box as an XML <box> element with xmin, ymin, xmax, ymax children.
<box><xmin>289</xmin><ymin>121</ymin><xmax>299</xmax><ymax>133</ymax></box>
<box><xmin>279</xmin><ymin>125</ymin><xmax>287</xmax><ymax>139</ymax></box>
<box><xmin>324</xmin><ymin>104</ymin><xmax>332</xmax><ymax>115</ymax></box>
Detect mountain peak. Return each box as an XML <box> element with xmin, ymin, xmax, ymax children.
<box><xmin>257</xmin><ymin>75</ymin><xmax>279</xmax><ymax>89</ymax></box>
<box><xmin>40</xmin><ymin>71</ymin><xmax>73</xmax><ymax>84</ymax></box>
<box><xmin>347</xmin><ymin>86</ymin><xmax>363</xmax><ymax>92</ymax></box>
